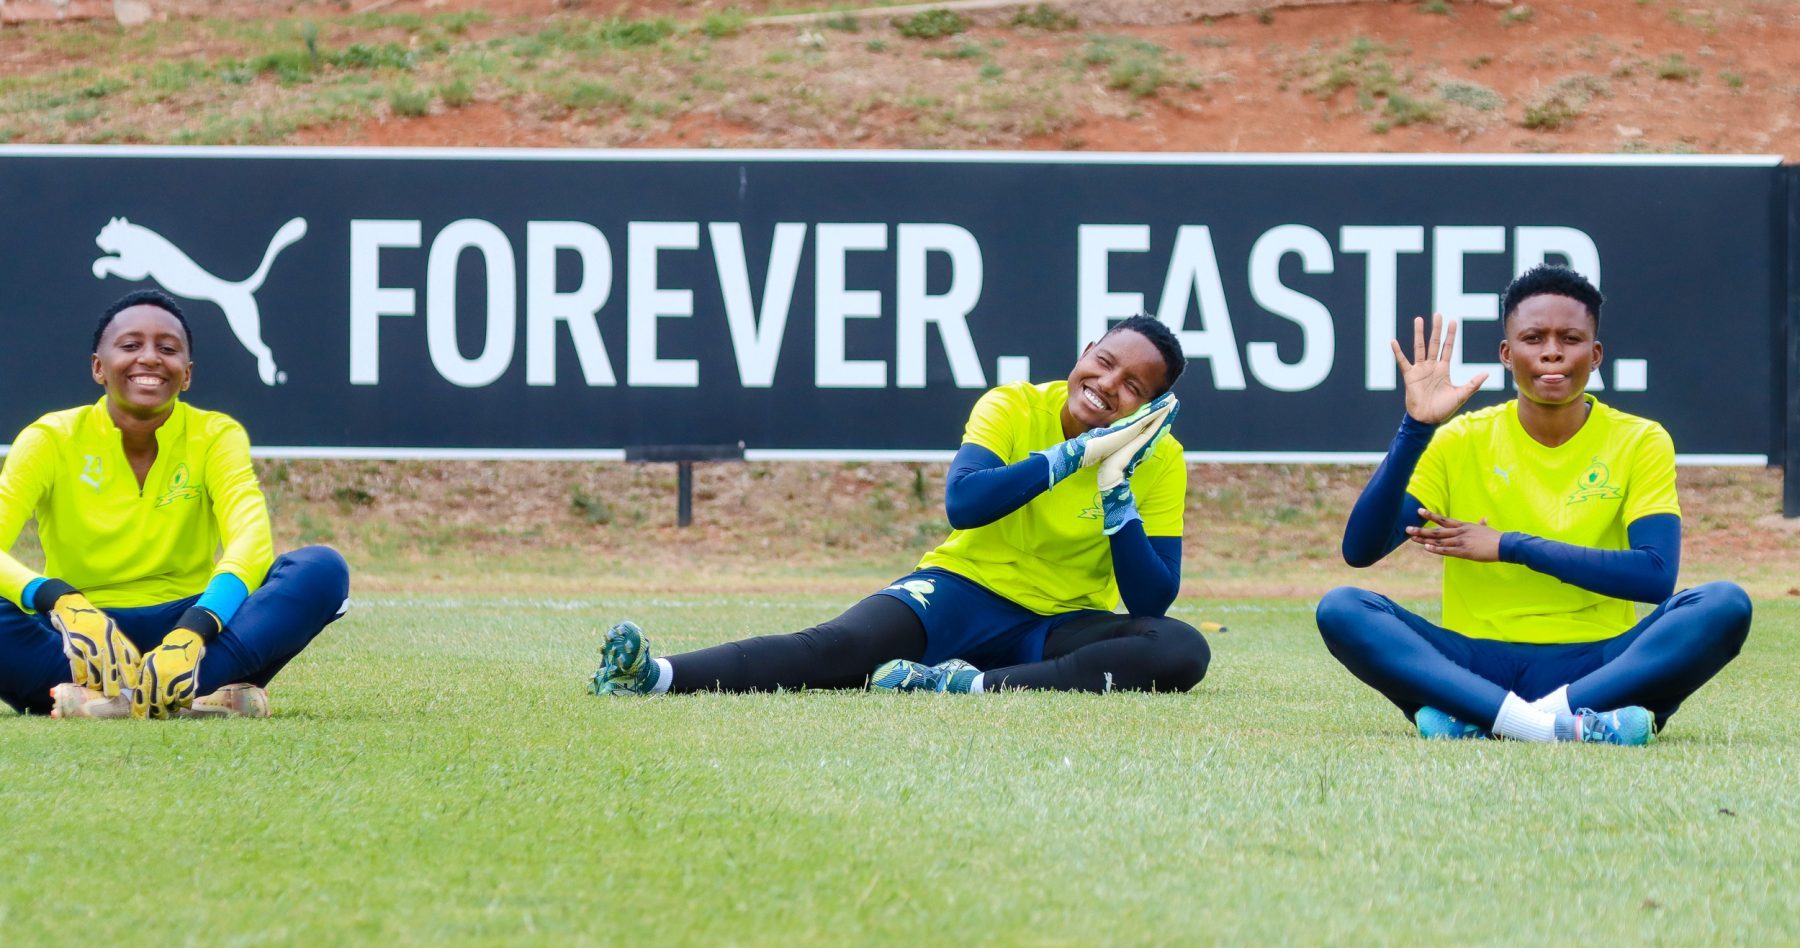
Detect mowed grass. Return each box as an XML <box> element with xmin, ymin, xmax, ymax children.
<box><xmin>1</xmin><ymin>582</ymin><xmax>1796</xmax><ymax>943</ymax></box>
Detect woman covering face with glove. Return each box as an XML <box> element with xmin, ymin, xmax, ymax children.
<box><xmin>592</xmin><ymin>315</ymin><xmax>1208</xmax><ymax>698</ymax></box>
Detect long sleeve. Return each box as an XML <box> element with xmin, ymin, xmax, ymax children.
<box><xmin>1341</xmin><ymin>414</ymin><xmax>1435</xmax><ymax>568</ymax></box>
<box><xmin>1109</xmin><ymin>526</ymin><xmax>1182</xmax><ymax>616</ymax></box>
<box><xmin>204</xmin><ymin>422</ymin><xmax>274</xmax><ymax>593</ymax></box>
<box><xmin>0</xmin><ymin>426</ymin><xmax>56</xmax><ymax>608</ymax></box>
<box><xmin>944</xmin><ymin>443</ymin><xmax>1051</xmax><ymax>530</ymax></box>
<box><xmin>1499</xmin><ymin>513</ymin><xmax>1681</xmax><ymax>604</ymax></box>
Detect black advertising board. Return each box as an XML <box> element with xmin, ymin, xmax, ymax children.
<box><xmin>0</xmin><ymin>147</ymin><xmax>1782</xmax><ymax>462</ymax></box>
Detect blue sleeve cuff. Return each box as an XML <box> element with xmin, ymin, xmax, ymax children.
<box><xmin>21</xmin><ymin>576</ymin><xmax>47</xmax><ymax>614</ymax></box>
<box><xmin>195</xmin><ymin>573</ymin><xmax>250</xmax><ymax>625</ymax></box>
<box><xmin>1498</xmin><ymin>532</ymin><xmax>1523</xmax><ymax>563</ymax></box>
<box><xmin>1397</xmin><ymin>412</ymin><xmax>1438</xmax><ymax>445</ymax></box>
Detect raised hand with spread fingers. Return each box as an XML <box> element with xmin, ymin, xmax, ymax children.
<box><xmin>1392</xmin><ymin>313</ymin><xmax>1489</xmax><ymax>426</ymax></box>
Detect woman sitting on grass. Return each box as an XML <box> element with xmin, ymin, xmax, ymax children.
<box><xmin>1316</xmin><ymin>267</ymin><xmax>1752</xmax><ymax>745</ymax></box>
<box><xmin>0</xmin><ymin>290</ymin><xmax>350</xmax><ymax>719</ymax></box>
<box><xmin>591</xmin><ymin>315</ymin><xmax>1208</xmax><ymax>696</ymax></box>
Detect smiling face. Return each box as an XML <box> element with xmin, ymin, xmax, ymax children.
<box><xmin>1062</xmin><ymin>327</ymin><xmax>1170</xmax><ymax>433</ymax></box>
<box><xmin>1501</xmin><ymin>293</ymin><xmax>1601</xmax><ymax>407</ymax></box>
<box><xmin>91</xmin><ymin>304</ymin><xmax>193</xmax><ymax>418</ymax></box>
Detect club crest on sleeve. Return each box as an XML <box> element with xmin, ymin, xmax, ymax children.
<box><xmin>1567</xmin><ymin>458</ymin><xmax>1623</xmax><ymax>504</ymax></box>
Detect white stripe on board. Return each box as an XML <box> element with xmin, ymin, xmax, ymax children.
<box><xmin>0</xmin><ymin>445</ymin><xmax>1769</xmax><ymax>466</ymax></box>
<box><xmin>288</xmin><ymin>449</ymin><xmax>1772</xmax><ymax>466</ymax></box>
<box><xmin>0</xmin><ymin>144</ymin><xmax>1779</xmax><ymax>167</ymax></box>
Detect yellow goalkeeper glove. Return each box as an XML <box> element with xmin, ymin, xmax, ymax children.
<box><xmin>39</xmin><ymin>581</ymin><xmax>141</xmax><ymax>699</ymax></box>
<box><xmin>132</xmin><ymin>610</ymin><xmax>217</xmax><ymax>719</ymax></box>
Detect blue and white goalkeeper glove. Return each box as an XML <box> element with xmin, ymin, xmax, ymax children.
<box><xmin>1095</xmin><ymin>398</ymin><xmax>1180</xmax><ymax>535</ymax></box>
<box><xmin>1036</xmin><ymin>392</ymin><xmax>1178</xmax><ymax>488</ymax></box>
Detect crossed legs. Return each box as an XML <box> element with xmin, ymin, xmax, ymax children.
<box><xmin>1315</xmin><ymin>582</ymin><xmax>1752</xmax><ymax>732</ymax></box>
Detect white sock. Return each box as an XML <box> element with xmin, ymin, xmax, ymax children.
<box><xmin>1531</xmin><ymin>685</ymin><xmax>1571</xmax><ymax>717</ymax></box>
<box><xmin>1491</xmin><ymin>692</ymin><xmax>1558</xmax><ymax>743</ymax></box>
<box><xmin>647</xmin><ymin>658</ymin><xmax>673</xmax><ymax>695</ymax></box>
<box><xmin>967</xmin><ymin>673</ymin><xmax>985</xmax><ymax>695</ymax></box>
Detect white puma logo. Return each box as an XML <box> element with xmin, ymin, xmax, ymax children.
<box><xmin>885</xmin><ymin>578</ymin><xmax>936</xmax><ymax>608</ymax></box>
<box><xmin>92</xmin><ymin>216</ymin><xmax>307</xmax><ymax>386</ymax></box>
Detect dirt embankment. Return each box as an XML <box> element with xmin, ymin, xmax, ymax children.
<box><xmin>320</xmin><ymin>0</ymin><xmax>1800</xmax><ymax>158</ymax></box>
<box><xmin>0</xmin><ymin>0</ymin><xmax>1793</xmax><ymax>157</ymax></box>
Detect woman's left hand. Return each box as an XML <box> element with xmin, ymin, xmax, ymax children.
<box><xmin>1407</xmin><ymin>509</ymin><xmax>1502</xmax><ymax>562</ymax></box>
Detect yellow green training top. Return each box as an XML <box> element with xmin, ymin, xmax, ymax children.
<box><xmin>0</xmin><ymin>397</ymin><xmax>274</xmax><ymax>610</ymax></box>
<box><xmin>917</xmin><ymin>380</ymin><xmax>1186</xmax><ymax>615</ymax></box>
<box><xmin>1407</xmin><ymin>394</ymin><xmax>1681</xmax><ymax>644</ymax></box>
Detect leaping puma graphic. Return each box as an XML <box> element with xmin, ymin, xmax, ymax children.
<box><xmin>92</xmin><ymin>217</ymin><xmax>307</xmax><ymax>386</ymax></box>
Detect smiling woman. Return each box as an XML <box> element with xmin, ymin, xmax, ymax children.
<box><xmin>590</xmin><ymin>314</ymin><xmax>1214</xmax><ymax>698</ymax></box>
<box><xmin>0</xmin><ymin>289</ymin><xmax>351</xmax><ymax>719</ymax></box>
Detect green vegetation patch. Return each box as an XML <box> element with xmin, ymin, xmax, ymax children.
<box><xmin>1011</xmin><ymin>3</ymin><xmax>1079</xmax><ymax>31</ymax></box>
<box><xmin>1521</xmin><ymin>74</ymin><xmax>1609</xmax><ymax>130</ymax></box>
<box><xmin>1437</xmin><ymin>79</ymin><xmax>1503</xmax><ymax>111</ymax></box>
<box><xmin>1654</xmin><ymin>53</ymin><xmax>1701</xmax><ymax>81</ymax></box>
<box><xmin>1080</xmin><ymin>35</ymin><xmax>1175</xmax><ymax>97</ymax></box>
<box><xmin>895</xmin><ymin>9</ymin><xmax>969</xmax><ymax>40</ymax></box>
<box><xmin>700</xmin><ymin>10</ymin><xmax>748</xmax><ymax>38</ymax></box>
<box><xmin>1304</xmin><ymin>36</ymin><xmax>1403</xmax><ymax>105</ymax></box>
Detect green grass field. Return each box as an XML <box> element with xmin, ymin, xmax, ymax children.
<box><xmin>3</xmin><ymin>574</ymin><xmax>1795</xmax><ymax>943</ymax></box>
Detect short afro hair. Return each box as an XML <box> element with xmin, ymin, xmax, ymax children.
<box><xmin>1103</xmin><ymin>314</ymin><xmax>1187</xmax><ymax>395</ymax></box>
<box><xmin>94</xmin><ymin>289</ymin><xmax>193</xmax><ymax>355</ymax></box>
<box><xmin>1502</xmin><ymin>264</ymin><xmax>1603</xmax><ymax>329</ymax></box>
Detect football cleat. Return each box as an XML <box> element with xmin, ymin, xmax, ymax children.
<box><xmin>1415</xmin><ymin>706</ymin><xmax>1489</xmax><ymax>740</ymax></box>
<box><xmin>871</xmin><ymin>658</ymin><xmax>978</xmax><ymax>693</ymax></box>
<box><xmin>178</xmin><ymin>683</ymin><xmax>270</xmax><ymax>719</ymax></box>
<box><xmin>1573</xmin><ymin>706</ymin><xmax>1656</xmax><ymax>746</ymax></box>
<box><xmin>49</xmin><ymin>683</ymin><xmax>129</xmax><ymax>719</ymax></box>
<box><xmin>591</xmin><ymin>620</ymin><xmax>657</xmax><ymax>696</ymax></box>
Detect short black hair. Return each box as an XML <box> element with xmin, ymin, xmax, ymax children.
<box><xmin>94</xmin><ymin>289</ymin><xmax>193</xmax><ymax>354</ymax></box>
<box><xmin>1502</xmin><ymin>264</ymin><xmax>1603</xmax><ymax>329</ymax></box>
<box><xmin>1103</xmin><ymin>314</ymin><xmax>1187</xmax><ymax>395</ymax></box>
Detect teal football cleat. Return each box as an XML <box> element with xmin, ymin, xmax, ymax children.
<box><xmin>591</xmin><ymin>620</ymin><xmax>658</xmax><ymax>696</ymax></box>
<box><xmin>870</xmin><ymin>658</ymin><xmax>978</xmax><ymax>693</ymax></box>
<box><xmin>1415</xmin><ymin>706</ymin><xmax>1489</xmax><ymax>740</ymax></box>
<box><xmin>1573</xmin><ymin>706</ymin><xmax>1656</xmax><ymax>746</ymax></box>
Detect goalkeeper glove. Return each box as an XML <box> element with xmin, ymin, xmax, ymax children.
<box><xmin>1095</xmin><ymin>397</ymin><xmax>1180</xmax><ymax>535</ymax></box>
<box><xmin>1036</xmin><ymin>391</ymin><xmax>1178</xmax><ymax>488</ymax></box>
<box><xmin>37</xmin><ymin>579</ymin><xmax>141</xmax><ymax>699</ymax></box>
<box><xmin>132</xmin><ymin>608</ymin><xmax>219</xmax><ymax>719</ymax></box>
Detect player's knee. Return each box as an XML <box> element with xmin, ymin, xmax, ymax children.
<box><xmin>280</xmin><ymin>545</ymin><xmax>351</xmax><ymax>603</ymax></box>
<box><xmin>1151</xmin><ymin>619</ymin><xmax>1210</xmax><ymax>691</ymax></box>
<box><xmin>1315</xmin><ymin>586</ymin><xmax>1375</xmax><ymax>647</ymax></box>
<box><xmin>796</xmin><ymin>622</ymin><xmax>851</xmax><ymax>659</ymax></box>
<box><xmin>1697</xmin><ymin>580</ymin><xmax>1753</xmax><ymax>653</ymax></box>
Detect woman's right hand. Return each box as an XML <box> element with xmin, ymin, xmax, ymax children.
<box><xmin>1040</xmin><ymin>392</ymin><xmax>1177</xmax><ymax>487</ymax></box>
<box><xmin>1392</xmin><ymin>313</ymin><xmax>1488</xmax><ymax>425</ymax></box>
<box><xmin>49</xmin><ymin>591</ymin><xmax>141</xmax><ymax>699</ymax></box>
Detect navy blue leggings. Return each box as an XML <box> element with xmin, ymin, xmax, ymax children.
<box><xmin>1315</xmin><ymin>581</ymin><xmax>1752</xmax><ymax>731</ymax></box>
<box><xmin>0</xmin><ymin>546</ymin><xmax>351</xmax><ymax>714</ymax></box>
